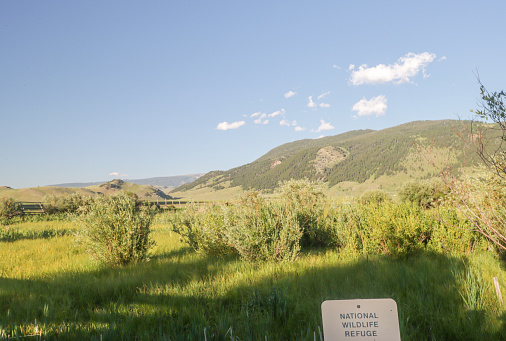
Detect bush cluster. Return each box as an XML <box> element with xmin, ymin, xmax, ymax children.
<box><xmin>43</xmin><ymin>192</ymin><xmax>94</xmax><ymax>214</ymax></box>
<box><xmin>75</xmin><ymin>193</ymin><xmax>155</xmax><ymax>266</ymax></box>
<box><xmin>170</xmin><ymin>180</ymin><xmax>326</xmax><ymax>262</ymax></box>
<box><xmin>169</xmin><ymin>179</ymin><xmax>491</xmax><ymax>262</ymax></box>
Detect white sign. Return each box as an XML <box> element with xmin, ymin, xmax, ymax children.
<box><xmin>321</xmin><ymin>298</ymin><xmax>401</xmax><ymax>341</ymax></box>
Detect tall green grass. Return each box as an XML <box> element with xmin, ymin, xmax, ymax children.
<box><xmin>1</xmin><ymin>220</ymin><xmax>506</xmax><ymax>340</ymax></box>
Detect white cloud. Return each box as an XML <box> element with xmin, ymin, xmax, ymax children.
<box><xmin>294</xmin><ymin>126</ymin><xmax>306</xmax><ymax>132</ymax></box>
<box><xmin>317</xmin><ymin>91</ymin><xmax>330</xmax><ymax>100</ymax></box>
<box><xmin>349</xmin><ymin>52</ymin><xmax>436</xmax><ymax>85</ymax></box>
<box><xmin>269</xmin><ymin>108</ymin><xmax>285</xmax><ymax>117</ymax></box>
<box><xmin>307</xmin><ymin>96</ymin><xmax>317</xmax><ymax>108</ymax></box>
<box><xmin>250</xmin><ymin>111</ymin><xmax>263</xmax><ymax>118</ymax></box>
<box><xmin>312</xmin><ymin>120</ymin><xmax>335</xmax><ymax>133</ymax></box>
<box><xmin>349</xmin><ymin>64</ymin><xmax>355</xmax><ymax>70</ymax></box>
<box><xmin>109</xmin><ymin>172</ymin><xmax>128</xmax><ymax>177</ymax></box>
<box><xmin>352</xmin><ymin>95</ymin><xmax>387</xmax><ymax>117</ymax></box>
<box><xmin>254</xmin><ymin>113</ymin><xmax>269</xmax><ymax>124</ymax></box>
<box><xmin>438</xmin><ymin>56</ymin><xmax>447</xmax><ymax>62</ymax></box>
<box><xmin>333</xmin><ymin>65</ymin><xmax>340</xmax><ymax>69</ymax></box>
<box><xmin>280</xmin><ymin>119</ymin><xmax>298</xmax><ymax>127</ymax></box>
<box><xmin>284</xmin><ymin>90</ymin><xmax>296</xmax><ymax>99</ymax></box>
<box><xmin>319</xmin><ymin>103</ymin><xmax>330</xmax><ymax>108</ymax></box>
<box><xmin>255</xmin><ymin>118</ymin><xmax>269</xmax><ymax>125</ymax></box>
<box><xmin>216</xmin><ymin>121</ymin><xmax>246</xmax><ymax>130</ymax></box>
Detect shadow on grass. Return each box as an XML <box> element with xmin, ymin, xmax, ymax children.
<box><xmin>1</xmin><ymin>250</ymin><xmax>506</xmax><ymax>340</ymax></box>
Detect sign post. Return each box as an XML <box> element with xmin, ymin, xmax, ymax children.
<box><xmin>321</xmin><ymin>298</ymin><xmax>401</xmax><ymax>341</ymax></box>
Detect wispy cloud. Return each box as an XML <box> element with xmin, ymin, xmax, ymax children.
<box><xmin>438</xmin><ymin>56</ymin><xmax>447</xmax><ymax>62</ymax></box>
<box><xmin>269</xmin><ymin>108</ymin><xmax>285</xmax><ymax>118</ymax></box>
<box><xmin>109</xmin><ymin>172</ymin><xmax>128</xmax><ymax>177</ymax></box>
<box><xmin>319</xmin><ymin>103</ymin><xmax>330</xmax><ymax>108</ymax></box>
<box><xmin>307</xmin><ymin>96</ymin><xmax>317</xmax><ymax>108</ymax></box>
<box><xmin>352</xmin><ymin>95</ymin><xmax>387</xmax><ymax>117</ymax></box>
<box><xmin>317</xmin><ymin>91</ymin><xmax>330</xmax><ymax>100</ymax></box>
<box><xmin>294</xmin><ymin>126</ymin><xmax>306</xmax><ymax>132</ymax></box>
<box><xmin>280</xmin><ymin>119</ymin><xmax>297</xmax><ymax>127</ymax></box>
<box><xmin>332</xmin><ymin>65</ymin><xmax>340</xmax><ymax>69</ymax></box>
<box><xmin>284</xmin><ymin>90</ymin><xmax>296</xmax><ymax>99</ymax></box>
<box><xmin>216</xmin><ymin>121</ymin><xmax>246</xmax><ymax>130</ymax></box>
<box><xmin>252</xmin><ymin>113</ymin><xmax>269</xmax><ymax>124</ymax></box>
<box><xmin>349</xmin><ymin>52</ymin><xmax>436</xmax><ymax>85</ymax></box>
<box><xmin>312</xmin><ymin>120</ymin><xmax>334</xmax><ymax>132</ymax></box>
<box><xmin>250</xmin><ymin>111</ymin><xmax>263</xmax><ymax>118</ymax></box>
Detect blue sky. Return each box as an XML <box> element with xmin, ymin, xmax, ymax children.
<box><xmin>1</xmin><ymin>1</ymin><xmax>505</xmax><ymax>188</ymax></box>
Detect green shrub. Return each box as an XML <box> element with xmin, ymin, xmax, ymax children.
<box><xmin>358</xmin><ymin>189</ymin><xmax>392</xmax><ymax>205</ymax></box>
<box><xmin>330</xmin><ymin>202</ymin><xmax>432</xmax><ymax>257</ymax></box>
<box><xmin>169</xmin><ymin>203</ymin><xmax>233</xmax><ymax>257</ymax></box>
<box><xmin>224</xmin><ymin>196</ymin><xmax>302</xmax><ymax>262</ymax></box>
<box><xmin>170</xmin><ymin>192</ymin><xmax>304</xmax><ymax>262</ymax></box>
<box><xmin>428</xmin><ymin>207</ymin><xmax>490</xmax><ymax>254</ymax></box>
<box><xmin>398</xmin><ymin>179</ymin><xmax>447</xmax><ymax>208</ymax></box>
<box><xmin>75</xmin><ymin>193</ymin><xmax>155</xmax><ymax>266</ymax></box>
<box><xmin>327</xmin><ymin>203</ymin><xmax>366</xmax><ymax>253</ymax></box>
<box><xmin>43</xmin><ymin>192</ymin><xmax>93</xmax><ymax>214</ymax></box>
<box><xmin>276</xmin><ymin>179</ymin><xmax>332</xmax><ymax>247</ymax></box>
<box><xmin>363</xmin><ymin>202</ymin><xmax>432</xmax><ymax>257</ymax></box>
<box><xmin>0</xmin><ymin>198</ymin><xmax>21</xmax><ymax>224</ymax></box>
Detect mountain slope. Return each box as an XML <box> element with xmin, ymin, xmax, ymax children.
<box><xmin>173</xmin><ymin>120</ymin><xmax>481</xmax><ymax>193</ymax></box>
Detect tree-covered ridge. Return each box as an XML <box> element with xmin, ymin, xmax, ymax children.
<box><xmin>174</xmin><ymin>120</ymin><xmax>482</xmax><ymax>192</ymax></box>
<box><xmin>257</xmin><ymin>129</ymin><xmax>373</xmax><ymax>162</ymax></box>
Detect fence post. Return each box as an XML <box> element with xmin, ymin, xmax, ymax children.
<box><xmin>494</xmin><ymin>277</ymin><xmax>503</xmax><ymax>305</ymax></box>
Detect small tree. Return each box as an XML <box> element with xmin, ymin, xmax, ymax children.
<box><xmin>445</xmin><ymin>82</ymin><xmax>506</xmax><ymax>251</ymax></box>
<box><xmin>0</xmin><ymin>198</ymin><xmax>21</xmax><ymax>224</ymax></box>
<box><xmin>76</xmin><ymin>193</ymin><xmax>155</xmax><ymax>266</ymax></box>
<box><xmin>468</xmin><ymin>81</ymin><xmax>506</xmax><ymax>179</ymax></box>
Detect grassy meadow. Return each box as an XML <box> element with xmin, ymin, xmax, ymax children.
<box><xmin>2</xmin><ymin>209</ymin><xmax>506</xmax><ymax>340</ymax></box>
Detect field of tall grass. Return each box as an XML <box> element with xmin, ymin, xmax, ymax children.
<box><xmin>2</xmin><ymin>184</ymin><xmax>506</xmax><ymax>340</ymax></box>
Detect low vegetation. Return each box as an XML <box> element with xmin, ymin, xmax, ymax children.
<box><xmin>74</xmin><ymin>193</ymin><xmax>156</xmax><ymax>266</ymax></box>
<box><xmin>1</xmin><ymin>194</ymin><xmax>505</xmax><ymax>339</ymax></box>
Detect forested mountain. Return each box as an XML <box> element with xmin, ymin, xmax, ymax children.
<box><xmin>173</xmin><ymin>120</ymin><xmax>482</xmax><ymax>193</ymax></box>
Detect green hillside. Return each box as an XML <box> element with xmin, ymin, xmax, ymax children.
<box><xmin>173</xmin><ymin>120</ymin><xmax>483</xmax><ymax>195</ymax></box>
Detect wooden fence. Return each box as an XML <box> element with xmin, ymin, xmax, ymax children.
<box><xmin>14</xmin><ymin>200</ymin><xmax>230</xmax><ymax>215</ymax></box>
<box><xmin>19</xmin><ymin>202</ymin><xmax>46</xmax><ymax>214</ymax></box>
<box><xmin>141</xmin><ymin>199</ymin><xmax>230</xmax><ymax>208</ymax></box>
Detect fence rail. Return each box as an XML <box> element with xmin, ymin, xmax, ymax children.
<box><xmin>14</xmin><ymin>199</ymin><xmax>230</xmax><ymax>215</ymax></box>
<box><xmin>18</xmin><ymin>202</ymin><xmax>46</xmax><ymax>214</ymax></box>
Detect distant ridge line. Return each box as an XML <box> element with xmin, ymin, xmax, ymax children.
<box><xmin>50</xmin><ymin>173</ymin><xmax>205</xmax><ymax>188</ymax></box>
